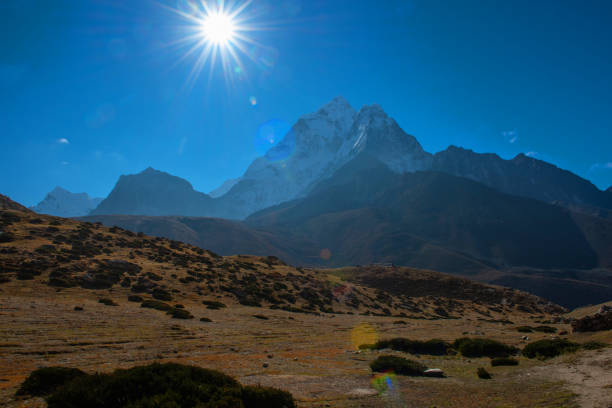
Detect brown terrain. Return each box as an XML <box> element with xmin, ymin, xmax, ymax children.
<box><xmin>0</xmin><ymin>195</ymin><xmax>611</xmax><ymax>407</ymax></box>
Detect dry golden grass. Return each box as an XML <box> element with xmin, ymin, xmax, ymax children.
<box><xmin>0</xmin><ymin>207</ymin><xmax>607</xmax><ymax>407</ymax></box>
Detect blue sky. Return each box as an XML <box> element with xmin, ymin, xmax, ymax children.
<box><xmin>1</xmin><ymin>0</ymin><xmax>611</xmax><ymax>206</ymax></box>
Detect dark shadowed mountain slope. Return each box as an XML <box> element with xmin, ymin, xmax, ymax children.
<box><xmin>90</xmin><ymin>168</ymin><xmax>218</xmax><ymax>217</ymax></box>
<box><xmin>0</xmin><ymin>194</ymin><xmax>30</xmax><ymax>212</ymax></box>
<box><xmin>432</xmin><ymin>146</ymin><xmax>612</xmax><ymax>212</ymax></box>
<box><xmin>79</xmin><ymin>214</ymin><xmax>315</xmax><ymax>263</ymax></box>
<box><xmin>3</xmin><ymin>198</ymin><xmax>566</xmax><ymax>316</ymax></box>
<box><xmin>248</xmin><ymin>154</ymin><xmax>606</xmax><ymax>271</ymax></box>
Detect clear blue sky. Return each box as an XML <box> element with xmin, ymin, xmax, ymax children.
<box><xmin>1</xmin><ymin>0</ymin><xmax>611</xmax><ymax>206</ymax></box>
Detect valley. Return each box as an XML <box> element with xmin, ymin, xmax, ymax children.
<box><xmin>1</xmin><ymin>197</ymin><xmax>611</xmax><ymax>407</ymax></box>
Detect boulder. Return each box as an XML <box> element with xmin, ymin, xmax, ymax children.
<box><xmin>424</xmin><ymin>368</ymin><xmax>444</xmax><ymax>378</ymax></box>
<box><xmin>571</xmin><ymin>307</ymin><xmax>612</xmax><ymax>332</ymax></box>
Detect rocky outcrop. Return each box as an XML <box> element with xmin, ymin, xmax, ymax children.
<box><xmin>571</xmin><ymin>305</ymin><xmax>612</xmax><ymax>332</ymax></box>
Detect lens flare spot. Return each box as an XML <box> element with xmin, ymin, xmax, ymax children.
<box><xmin>254</xmin><ymin>119</ymin><xmax>292</xmax><ymax>158</ymax></box>
<box><xmin>351</xmin><ymin>322</ymin><xmax>378</xmax><ymax>350</ymax></box>
<box><xmin>371</xmin><ymin>372</ymin><xmax>397</xmax><ymax>394</ymax></box>
<box><xmin>249</xmin><ymin>96</ymin><xmax>257</xmax><ymax>106</ymax></box>
<box><xmin>320</xmin><ymin>248</ymin><xmax>331</xmax><ymax>260</ymax></box>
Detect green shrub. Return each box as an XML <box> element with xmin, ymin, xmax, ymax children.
<box><xmin>202</xmin><ymin>300</ymin><xmax>226</xmax><ymax>309</ymax></box>
<box><xmin>239</xmin><ymin>297</ymin><xmax>262</xmax><ymax>307</ymax></box>
<box><xmin>36</xmin><ymin>363</ymin><xmax>295</xmax><ymax>408</ymax></box>
<box><xmin>516</xmin><ymin>326</ymin><xmax>533</xmax><ymax>333</ymax></box>
<box><xmin>242</xmin><ymin>385</ymin><xmax>296</xmax><ymax>408</ymax></box>
<box><xmin>127</xmin><ymin>295</ymin><xmax>142</xmax><ymax>302</ymax></box>
<box><xmin>452</xmin><ymin>338</ymin><xmax>518</xmax><ymax>358</ymax></box>
<box><xmin>152</xmin><ymin>288</ymin><xmax>172</xmax><ymax>301</ymax></box>
<box><xmin>168</xmin><ymin>308</ymin><xmax>194</xmax><ymax>319</ymax></box>
<box><xmin>477</xmin><ymin>367</ymin><xmax>491</xmax><ymax>379</ymax></box>
<box><xmin>533</xmin><ymin>325</ymin><xmax>557</xmax><ymax>333</ymax></box>
<box><xmin>200</xmin><ymin>317</ymin><xmax>212</xmax><ymax>322</ymax></box>
<box><xmin>370</xmin><ymin>355</ymin><xmax>426</xmax><ymax>376</ymax></box>
<box><xmin>140</xmin><ymin>300</ymin><xmax>172</xmax><ymax>312</ymax></box>
<box><xmin>252</xmin><ymin>314</ymin><xmax>269</xmax><ymax>320</ymax></box>
<box><xmin>16</xmin><ymin>367</ymin><xmax>86</xmax><ymax>396</ymax></box>
<box><xmin>490</xmin><ymin>357</ymin><xmax>519</xmax><ymax>366</ymax></box>
<box><xmin>581</xmin><ymin>341</ymin><xmax>607</xmax><ymax>350</ymax></box>
<box><xmin>374</xmin><ymin>338</ymin><xmax>451</xmax><ymax>356</ymax></box>
<box><xmin>522</xmin><ymin>339</ymin><xmax>580</xmax><ymax>359</ymax></box>
<box><xmin>98</xmin><ymin>298</ymin><xmax>118</xmax><ymax>306</ymax></box>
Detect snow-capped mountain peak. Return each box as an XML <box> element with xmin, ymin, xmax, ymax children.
<box><xmin>214</xmin><ymin>97</ymin><xmax>433</xmax><ymax>218</ymax></box>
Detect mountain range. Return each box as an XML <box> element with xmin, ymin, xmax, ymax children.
<box><xmin>81</xmin><ymin>154</ymin><xmax>612</xmax><ymax>308</ymax></box>
<box><xmin>26</xmin><ymin>97</ymin><xmax>612</xmax><ymax>307</ymax></box>
<box><xmin>84</xmin><ymin>97</ymin><xmax>611</xmax><ymax>221</ymax></box>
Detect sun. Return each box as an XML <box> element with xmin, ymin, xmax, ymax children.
<box><xmin>165</xmin><ymin>0</ymin><xmax>271</xmax><ymax>86</ymax></box>
<box><xmin>201</xmin><ymin>12</ymin><xmax>236</xmax><ymax>45</ymax></box>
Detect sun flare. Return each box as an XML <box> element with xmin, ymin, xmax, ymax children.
<box><xmin>166</xmin><ymin>0</ymin><xmax>271</xmax><ymax>86</ymax></box>
<box><xmin>201</xmin><ymin>12</ymin><xmax>236</xmax><ymax>45</ymax></box>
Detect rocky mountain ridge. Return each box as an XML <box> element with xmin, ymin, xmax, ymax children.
<box><xmin>91</xmin><ymin>97</ymin><xmax>611</xmax><ymax>220</ymax></box>
<box><xmin>31</xmin><ymin>187</ymin><xmax>102</xmax><ymax>218</ymax></box>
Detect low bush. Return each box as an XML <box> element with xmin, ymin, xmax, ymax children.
<box><xmin>141</xmin><ymin>300</ymin><xmax>173</xmax><ymax>312</ymax></box>
<box><xmin>16</xmin><ymin>367</ymin><xmax>86</xmax><ymax>396</ymax></box>
<box><xmin>477</xmin><ymin>367</ymin><xmax>491</xmax><ymax>379</ymax></box>
<box><xmin>522</xmin><ymin>339</ymin><xmax>580</xmax><ymax>359</ymax></box>
<box><xmin>152</xmin><ymin>288</ymin><xmax>172</xmax><ymax>301</ymax></box>
<box><xmin>35</xmin><ymin>363</ymin><xmax>296</xmax><ymax>408</ymax></box>
<box><xmin>242</xmin><ymin>385</ymin><xmax>296</xmax><ymax>408</ymax></box>
<box><xmin>168</xmin><ymin>308</ymin><xmax>194</xmax><ymax>319</ymax></box>
<box><xmin>98</xmin><ymin>298</ymin><xmax>118</xmax><ymax>306</ymax></box>
<box><xmin>490</xmin><ymin>357</ymin><xmax>519</xmax><ymax>366</ymax></box>
<box><xmin>202</xmin><ymin>300</ymin><xmax>227</xmax><ymax>309</ymax></box>
<box><xmin>374</xmin><ymin>338</ymin><xmax>451</xmax><ymax>356</ymax></box>
<box><xmin>127</xmin><ymin>295</ymin><xmax>143</xmax><ymax>302</ymax></box>
<box><xmin>516</xmin><ymin>326</ymin><xmax>533</xmax><ymax>333</ymax></box>
<box><xmin>200</xmin><ymin>317</ymin><xmax>212</xmax><ymax>322</ymax></box>
<box><xmin>253</xmin><ymin>314</ymin><xmax>269</xmax><ymax>320</ymax></box>
<box><xmin>581</xmin><ymin>341</ymin><xmax>607</xmax><ymax>350</ymax></box>
<box><xmin>516</xmin><ymin>325</ymin><xmax>557</xmax><ymax>334</ymax></box>
<box><xmin>533</xmin><ymin>325</ymin><xmax>557</xmax><ymax>333</ymax></box>
<box><xmin>452</xmin><ymin>338</ymin><xmax>518</xmax><ymax>358</ymax></box>
<box><xmin>370</xmin><ymin>355</ymin><xmax>426</xmax><ymax>376</ymax></box>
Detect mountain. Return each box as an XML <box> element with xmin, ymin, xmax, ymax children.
<box><xmin>432</xmin><ymin>147</ymin><xmax>612</xmax><ymax>213</ymax></box>
<box><xmin>608</xmin><ymin>186</ymin><xmax>612</xmax><ymax>193</ymax></box>
<box><xmin>90</xmin><ymin>167</ymin><xmax>217</xmax><ymax>216</ymax></box>
<box><xmin>2</xmin><ymin>197</ymin><xmax>563</xmax><ymax>316</ymax></box>
<box><xmin>92</xmin><ymin>97</ymin><xmax>610</xmax><ymax>220</ymax></box>
<box><xmin>208</xmin><ymin>177</ymin><xmax>241</xmax><ymax>198</ymax></box>
<box><xmin>248</xmin><ymin>154</ymin><xmax>605</xmax><ymax>270</ymax></box>
<box><xmin>213</xmin><ymin>97</ymin><xmax>431</xmax><ymax>219</ymax></box>
<box><xmin>30</xmin><ymin>187</ymin><xmax>102</xmax><ymax>217</ymax></box>
<box><xmin>79</xmin><ymin>214</ymin><xmax>315</xmax><ymax>263</ymax></box>
<box><xmin>82</xmin><ymin>155</ymin><xmax>612</xmax><ymax>308</ymax></box>
<box><xmin>244</xmin><ymin>154</ymin><xmax>612</xmax><ymax>308</ymax></box>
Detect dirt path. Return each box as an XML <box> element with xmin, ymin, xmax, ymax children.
<box><xmin>532</xmin><ymin>348</ymin><xmax>612</xmax><ymax>408</ymax></box>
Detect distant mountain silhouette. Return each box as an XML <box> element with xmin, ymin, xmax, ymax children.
<box><xmin>31</xmin><ymin>187</ymin><xmax>102</xmax><ymax>217</ymax></box>
<box><xmin>432</xmin><ymin>146</ymin><xmax>612</xmax><ymax>213</ymax></box>
<box><xmin>90</xmin><ymin>168</ymin><xmax>218</xmax><ymax>216</ymax></box>
<box><xmin>92</xmin><ymin>98</ymin><xmax>611</xmax><ymax>220</ymax></box>
<box><xmin>248</xmin><ymin>153</ymin><xmax>606</xmax><ymax>271</ymax></box>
